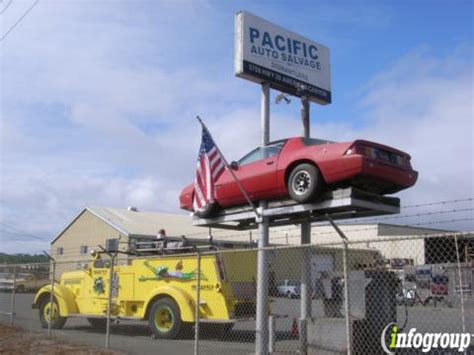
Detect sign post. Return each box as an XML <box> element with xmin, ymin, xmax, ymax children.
<box><xmin>235</xmin><ymin>11</ymin><xmax>331</xmax><ymax>354</ymax></box>
<box><xmin>255</xmin><ymin>82</ymin><xmax>270</xmax><ymax>354</ymax></box>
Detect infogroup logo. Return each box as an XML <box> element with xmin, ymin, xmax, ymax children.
<box><xmin>381</xmin><ymin>323</ymin><xmax>472</xmax><ymax>354</ymax></box>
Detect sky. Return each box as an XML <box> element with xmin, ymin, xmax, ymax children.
<box><xmin>0</xmin><ymin>0</ymin><xmax>473</xmax><ymax>254</ymax></box>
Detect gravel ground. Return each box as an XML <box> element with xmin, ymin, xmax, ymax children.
<box><xmin>0</xmin><ymin>322</ymin><xmax>123</xmax><ymax>355</ymax></box>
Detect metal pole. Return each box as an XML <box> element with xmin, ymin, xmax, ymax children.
<box><xmin>454</xmin><ymin>235</ymin><xmax>466</xmax><ymax>335</ymax></box>
<box><xmin>268</xmin><ymin>315</ymin><xmax>275</xmax><ymax>353</ymax></box>
<box><xmin>42</xmin><ymin>251</ymin><xmax>56</xmax><ymax>336</ymax></box>
<box><xmin>299</xmin><ymin>222</ymin><xmax>311</xmax><ymax>355</ymax></box>
<box><xmin>261</xmin><ymin>83</ymin><xmax>270</xmax><ymax>145</ymax></box>
<box><xmin>326</xmin><ymin>215</ymin><xmax>352</xmax><ymax>355</ymax></box>
<box><xmin>194</xmin><ymin>251</ymin><xmax>201</xmax><ymax>355</ymax></box>
<box><xmin>299</xmin><ymin>94</ymin><xmax>311</xmax><ymax>355</ymax></box>
<box><xmin>48</xmin><ymin>261</ymin><xmax>56</xmax><ymax>336</ymax></box>
<box><xmin>105</xmin><ymin>254</ymin><xmax>115</xmax><ymax>349</ymax></box>
<box><xmin>10</xmin><ymin>266</ymin><xmax>16</xmax><ymax>325</ymax></box>
<box><xmin>301</xmin><ymin>95</ymin><xmax>310</xmax><ymax>138</ymax></box>
<box><xmin>341</xmin><ymin>240</ymin><xmax>352</xmax><ymax>355</ymax></box>
<box><xmin>256</xmin><ymin>82</ymin><xmax>270</xmax><ymax>355</ymax></box>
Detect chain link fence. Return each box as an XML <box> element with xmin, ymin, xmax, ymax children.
<box><xmin>1</xmin><ymin>232</ymin><xmax>473</xmax><ymax>354</ymax></box>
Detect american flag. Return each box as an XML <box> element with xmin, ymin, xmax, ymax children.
<box><xmin>193</xmin><ymin>127</ymin><xmax>226</xmax><ymax>212</ymax></box>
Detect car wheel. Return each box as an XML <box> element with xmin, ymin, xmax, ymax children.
<box><xmin>287</xmin><ymin>291</ymin><xmax>292</xmax><ymax>299</ymax></box>
<box><xmin>148</xmin><ymin>297</ymin><xmax>183</xmax><ymax>339</ymax></box>
<box><xmin>16</xmin><ymin>285</ymin><xmax>25</xmax><ymax>293</ymax></box>
<box><xmin>287</xmin><ymin>163</ymin><xmax>322</xmax><ymax>203</ymax></box>
<box><xmin>193</xmin><ymin>200</ymin><xmax>218</xmax><ymax>218</ymax></box>
<box><xmin>87</xmin><ymin>317</ymin><xmax>107</xmax><ymax>330</ymax></box>
<box><xmin>39</xmin><ymin>296</ymin><xmax>67</xmax><ymax>329</ymax></box>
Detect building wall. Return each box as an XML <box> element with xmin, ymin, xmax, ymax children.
<box><xmin>51</xmin><ymin>210</ymin><xmax>126</xmax><ymax>275</ymax></box>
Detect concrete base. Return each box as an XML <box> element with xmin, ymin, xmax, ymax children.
<box><xmin>307</xmin><ymin>318</ymin><xmax>347</xmax><ymax>355</ymax></box>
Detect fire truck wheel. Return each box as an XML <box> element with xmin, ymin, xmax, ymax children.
<box><xmin>87</xmin><ymin>318</ymin><xmax>107</xmax><ymax>330</ymax></box>
<box><xmin>148</xmin><ymin>297</ymin><xmax>182</xmax><ymax>339</ymax></box>
<box><xmin>39</xmin><ymin>296</ymin><xmax>67</xmax><ymax>329</ymax></box>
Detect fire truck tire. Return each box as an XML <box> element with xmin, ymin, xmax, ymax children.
<box><xmin>148</xmin><ymin>297</ymin><xmax>183</xmax><ymax>339</ymax></box>
<box><xmin>39</xmin><ymin>296</ymin><xmax>67</xmax><ymax>329</ymax></box>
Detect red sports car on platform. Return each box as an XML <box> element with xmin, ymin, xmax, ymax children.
<box><xmin>180</xmin><ymin>137</ymin><xmax>418</xmax><ymax>217</ymax></box>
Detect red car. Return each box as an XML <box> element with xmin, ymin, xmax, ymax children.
<box><xmin>180</xmin><ymin>137</ymin><xmax>418</xmax><ymax>217</ymax></box>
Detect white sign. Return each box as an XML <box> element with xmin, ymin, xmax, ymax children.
<box><xmin>235</xmin><ymin>11</ymin><xmax>331</xmax><ymax>105</ymax></box>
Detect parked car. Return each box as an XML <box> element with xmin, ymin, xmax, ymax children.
<box><xmin>180</xmin><ymin>137</ymin><xmax>418</xmax><ymax>217</ymax></box>
<box><xmin>0</xmin><ymin>273</ymin><xmax>49</xmax><ymax>293</ymax></box>
<box><xmin>276</xmin><ymin>279</ymin><xmax>300</xmax><ymax>299</ymax></box>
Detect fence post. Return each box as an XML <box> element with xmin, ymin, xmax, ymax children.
<box><xmin>105</xmin><ymin>253</ymin><xmax>116</xmax><ymax>349</ymax></box>
<box><xmin>48</xmin><ymin>260</ymin><xmax>56</xmax><ymax>336</ymax></box>
<box><xmin>269</xmin><ymin>315</ymin><xmax>275</xmax><ymax>353</ymax></box>
<box><xmin>326</xmin><ymin>215</ymin><xmax>352</xmax><ymax>355</ymax></box>
<box><xmin>194</xmin><ymin>250</ymin><xmax>201</xmax><ymax>355</ymax></box>
<box><xmin>43</xmin><ymin>251</ymin><xmax>56</xmax><ymax>336</ymax></box>
<box><xmin>10</xmin><ymin>265</ymin><xmax>17</xmax><ymax>325</ymax></box>
<box><xmin>454</xmin><ymin>235</ymin><xmax>466</xmax><ymax>335</ymax></box>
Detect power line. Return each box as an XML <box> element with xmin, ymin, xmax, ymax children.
<box><xmin>0</xmin><ymin>222</ymin><xmax>46</xmax><ymax>241</ymax></box>
<box><xmin>0</xmin><ymin>0</ymin><xmax>14</xmax><ymax>15</ymax></box>
<box><xmin>402</xmin><ymin>197</ymin><xmax>473</xmax><ymax>209</ymax></box>
<box><xmin>0</xmin><ymin>0</ymin><xmax>39</xmax><ymax>42</ymax></box>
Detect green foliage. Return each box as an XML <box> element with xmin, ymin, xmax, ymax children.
<box><xmin>0</xmin><ymin>252</ymin><xmax>49</xmax><ymax>264</ymax></box>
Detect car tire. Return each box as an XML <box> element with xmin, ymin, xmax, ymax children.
<box><xmin>16</xmin><ymin>285</ymin><xmax>25</xmax><ymax>293</ymax></box>
<box><xmin>87</xmin><ymin>317</ymin><xmax>107</xmax><ymax>330</ymax></box>
<box><xmin>193</xmin><ymin>201</ymin><xmax>218</xmax><ymax>218</ymax></box>
<box><xmin>287</xmin><ymin>163</ymin><xmax>322</xmax><ymax>203</ymax></box>
<box><xmin>39</xmin><ymin>296</ymin><xmax>67</xmax><ymax>329</ymax></box>
<box><xmin>148</xmin><ymin>297</ymin><xmax>183</xmax><ymax>339</ymax></box>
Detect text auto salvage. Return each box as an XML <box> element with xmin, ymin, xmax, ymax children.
<box><xmin>248</xmin><ymin>27</ymin><xmax>323</xmax><ymax>71</ymax></box>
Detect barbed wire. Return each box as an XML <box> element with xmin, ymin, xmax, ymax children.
<box><xmin>401</xmin><ymin>197</ymin><xmax>473</xmax><ymax>209</ymax></box>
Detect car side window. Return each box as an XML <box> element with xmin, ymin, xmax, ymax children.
<box><xmin>238</xmin><ymin>143</ymin><xmax>285</xmax><ymax>166</ymax></box>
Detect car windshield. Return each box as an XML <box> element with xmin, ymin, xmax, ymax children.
<box><xmin>238</xmin><ymin>140</ymin><xmax>287</xmax><ymax>165</ymax></box>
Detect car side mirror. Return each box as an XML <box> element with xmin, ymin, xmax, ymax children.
<box><xmin>230</xmin><ymin>161</ymin><xmax>239</xmax><ymax>170</ymax></box>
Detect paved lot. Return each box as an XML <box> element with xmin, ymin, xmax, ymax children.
<box><xmin>1</xmin><ymin>292</ymin><xmax>472</xmax><ymax>354</ymax></box>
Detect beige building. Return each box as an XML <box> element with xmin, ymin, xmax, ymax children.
<box><xmin>51</xmin><ymin>206</ymin><xmax>458</xmax><ymax>274</ymax></box>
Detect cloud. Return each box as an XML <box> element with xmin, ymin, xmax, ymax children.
<box><xmin>0</xmin><ymin>2</ymin><xmax>472</xmax><ymax>253</ymax></box>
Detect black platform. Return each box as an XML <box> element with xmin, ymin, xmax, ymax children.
<box><xmin>192</xmin><ymin>187</ymin><xmax>400</xmax><ymax>230</ymax></box>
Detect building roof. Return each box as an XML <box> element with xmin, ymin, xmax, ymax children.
<box><xmin>51</xmin><ymin>206</ymin><xmax>457</xmax><ymax>245</ymax></box>
<box><xmin>51</xmin><ymin>206</ymin><xmax>209</xmax><ymax>244</ymax></box>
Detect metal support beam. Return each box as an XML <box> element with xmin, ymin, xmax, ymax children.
<box><xmin>299</xmin><ymin>95</ymin><xmax>311</xmax><ymax>355</ymax></box>
<box><xmin>261</xmin><ymin>83</ymin><xmax>270</xmax><ymax>145</ymax></box>
<box><xmin>301</xmin><ymin>95</ymin><xmax>310</xmax><ymax>138</ymax></box>
<box><xmin>256</xmin><ymin>83</ymin><xmax>270</xmax><ymax>354</ymax></box>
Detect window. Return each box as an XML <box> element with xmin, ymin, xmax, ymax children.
<box><xmin>57</xmin><ymin>247</ymin><xmax>63</xmax><ymax>255</ymax></box>
<box><xmin>80</xmin><ymin>245</ymin><xmax>88</xmax><ymax>255</ymax></box>
<box><xmin>238</xmin><ymin>141</ymin><xmax>286</xmax><ymax>165</ymax></box>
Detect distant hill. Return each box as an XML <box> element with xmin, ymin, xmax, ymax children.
<box><xmin>0</xmin><ymin>253</ymin><xmax>49</xmax><ymax>264</ymax></box>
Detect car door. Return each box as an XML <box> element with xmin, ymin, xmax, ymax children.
<box><xmin>216</xmin><ymin>144</ymin><xmax>283</xmax><ymax>206</ymax></box>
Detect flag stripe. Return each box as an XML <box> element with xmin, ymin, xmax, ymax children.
<box><xmin>193</xmin><ymin>127</ymin><xmax>226</xmax><ymax>213</ymax></box>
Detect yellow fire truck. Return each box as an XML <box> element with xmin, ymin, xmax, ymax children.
<box><xmin>32</xmin><ymin>244</ymin><xmax>257</xmax><ymax>339</ymax></box>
